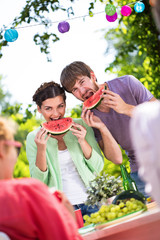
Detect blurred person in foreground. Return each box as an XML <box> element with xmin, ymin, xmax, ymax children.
<box><xmin>150</xmin><ymin>0</ymin><xmax>160</xmax><ymax>32</ymax></box>
<box><xmin>130</xmin><ymin>0</ymin><xmax>160</xmax><ymax>204</ymax></box>
<box><xmin>130</xmin><ymin>101</ymin><xmax>160</xmax><ymax>206</ymax></box>
<box><xmin>0</xmin><ymin>116</ymin><xmax>83</xmax><ymax>240</ymax></box>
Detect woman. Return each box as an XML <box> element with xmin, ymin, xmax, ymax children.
<box><xmin>26</xmin><ymin>81</ymin><xmax>121</xmax><ymax>216</ymax></box>
<box><xmin>0</xmin><ymin>116</ymin><xmax>83</xmax><ymax>240</ymax></box>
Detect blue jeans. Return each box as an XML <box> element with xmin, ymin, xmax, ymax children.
<box><xmin>130</xmin><ymin>171</ymin><xmax>149</xmax><ymax>198</ymax></box>
<box><xmin>73</xmin><ymin>203</ymin><xmax>99</xmax><ymax>217</ymax></box>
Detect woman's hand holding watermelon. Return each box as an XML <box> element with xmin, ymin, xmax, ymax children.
<box><xmin>70</xmin><ymin>122</ymin><xmax>92</xmax><ymax>159</ymax></box>
<box><xmin>70</xmin><ymin>122</ymin><xmax>87</xmax><ymax>143</ymax></box>
<box><xmin>35</xmin><ymin>127</ymin><xmax>51</xmax><ymax>150</ymax></box>
<box><xmin>34</xmin><ymin>127</ymin><xmax>51</xmax><ymax>172</ymax></box>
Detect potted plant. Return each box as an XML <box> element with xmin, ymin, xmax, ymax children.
<box><xmin>85</xmin><ymin>172</ymin><xmax>123</xmax><ymax>206</ymax></box>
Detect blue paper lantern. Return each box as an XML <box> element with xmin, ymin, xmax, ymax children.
<box><xmin>4</xmin><ymin>29</ymin><xmax>18</xmax><ymax>42</ymax></box>
<box><xmin>58</xmin><ymin>21</ymin><xmax>70</xmax><ymax>33</ymax></box>
<box><xmin>134</xmin><ymin>2</ymin><xmax>145</xmax><ymax>13</ymax></box>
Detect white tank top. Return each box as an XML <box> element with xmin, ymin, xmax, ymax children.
<box><xmin>58</xmin><ymin>149</ymin><xmax>88</xmax><ymax>205</ymax></box>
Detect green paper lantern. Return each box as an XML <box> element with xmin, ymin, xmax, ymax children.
<box><xmin>105</xmin><ymin>4</ymin><xmax>116</xmax><ymax>16</ymax></box>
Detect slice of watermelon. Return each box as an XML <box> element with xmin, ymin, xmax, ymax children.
<box><xmin>41</xmin><ymin>117</ymin><xmax>73</xmax><ymax>135</ymax></box>
<box><xmin>83</xmin><ymin>86</ymin><xmax>104</xmax><ymax>110</ymax></box>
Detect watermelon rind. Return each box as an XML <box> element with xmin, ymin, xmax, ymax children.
<box><xmin>41</xmin><ymin>117</ymin><xmax>73</xmax><ymax>135</ymax></box>
<box><xmin>84</xmin><ymin>98</ymin><xmax>102</xmax><ymax>110</ymax></box>
<box><xmin>83</xmin><ymin>86</ymin><xmax>104</xmax><ymax>110</ymax></box>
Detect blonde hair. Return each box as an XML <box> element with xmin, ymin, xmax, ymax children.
<box><xmin>0</xmin><ymin>117</ymin><xmax>18</xmax><ymax>141</ymax></box>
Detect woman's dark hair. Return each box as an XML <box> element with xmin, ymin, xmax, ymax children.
<box><xmin>33</xmin><ymin>81</ymin><xmax>66</xmax><ymax>107</ymax></box>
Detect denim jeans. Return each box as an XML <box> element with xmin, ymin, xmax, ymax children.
<box><xmin>73</xmin><ymin>203</ymin><xmax>99</xmax><ymax>217</ymax></box>
<box><xmin>130</xmin><ymin>171</ymin><xmax>149</xmax><ymax>198</ymax></box>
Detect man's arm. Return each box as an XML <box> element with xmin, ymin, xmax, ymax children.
<box><xmin>81</xmin><ymin>109</ymin><xmax>122</xmax><ymax>164</ymax></box>
<box><xmin>122</xmin><ymin>96</ymin><xmax>157</xmax><ymax>117</ymax></box>
<box><xmin>149</xmin><ymin>97</ymin><xmax>157</xmax><ymax>102</ymax></box>
<box><xmin>97</xmin><ymin>76</ymin><xmax>157</xmax><ymax>117</ymax></box>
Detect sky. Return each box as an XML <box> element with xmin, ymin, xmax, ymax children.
<box><xmin>0</xmin><ymin>0</ymin><xmax>118</xmax><ymax>112</ymax></box>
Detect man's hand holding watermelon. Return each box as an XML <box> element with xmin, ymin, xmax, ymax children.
<box><xmin>97</xmin><ymin>88</ymin><xmax>135</xmax><ymax>117</ymax></box>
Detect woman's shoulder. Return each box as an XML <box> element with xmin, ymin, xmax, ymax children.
<box><xmin>72</xmin><ymin>118</ymin><xmax>92</xmax><ymax>131</ymax></box>
<box><xmin>73</xmin><ymin>118</ymin><xmax>83</xmax><ymax>124</ymax></box>
<box><xmin>73</xmin><ymin>118</ymin><xmax>86</xmax><ymax>127</ymax></box>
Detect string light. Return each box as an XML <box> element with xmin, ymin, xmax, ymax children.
<box><xmin>121</xmin><ymin>5</ymin><xmax>132</xmax><ymax>16</ymax></box>
<box><xmin>134</xmin><ymin>2</ymin><xmax>145</xmax><ymax>13</ymax></box>
<box><xmin>4</xmin><ymin>29</ymin><xmax>18</xmax><ymax>42</ymax></box>
<box><xmin>106</xmin><ymin>12</ymin><xmax>118</xmax><ymax>22</ymax></box>
<box><xmin>3</xmin><ymin>1</ymin><xmax>145</xmax><ymax>42</ymax></box>
<box><xmin>105</xmin><ymin>4</ymin><xmax>116</xmax><ymax>16</ymax></box>
<box><xmin>3</xmin><ymin>11</ymin><xmax>104</xmax><ymax>31</ymax></box>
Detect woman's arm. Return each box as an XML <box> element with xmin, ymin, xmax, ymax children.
<box><xmin>81</xmin><ymin>109</ymin><xmax>122</xmax><ymax>164</ymax></box>
<box><xmin>34</xmin><ymin>127</ymin><xmax>51</xmax><ymax>172</ymax></box>
<box><xmin>26</xmin><ymin>129</ymin><xmax>50</xmax><ymax>184</ymax></box>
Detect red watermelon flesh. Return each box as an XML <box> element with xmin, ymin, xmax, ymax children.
<box><xmin>42</xmin><ymin>117</ymin><xmax>73</xmax><ymax>135</ymax></box>
<box><xmin>83</xmin><ymin>86</ymin><xmax>104</xmax><ymax>110</ymax></box>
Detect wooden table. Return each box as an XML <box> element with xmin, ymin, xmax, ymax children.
<box><xmin>81</xmin><ymin>202</ymin><xmax>160</xmax><ymax>240</ymax></box>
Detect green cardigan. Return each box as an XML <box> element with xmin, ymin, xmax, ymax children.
<box><xmin>26</xmin><ymin>118</ymin><xmax>104</xmax><ymax>191</ymax></box>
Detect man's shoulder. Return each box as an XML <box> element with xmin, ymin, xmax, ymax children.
<box><xmin>106</xmin><ymin>75</ymin><xmax>140</xmax><ymax>92</ymax></box>
<box><xmin>107</xmin><ymin>75</ymin><xmax>137</xmax><ymax>84</ymax></box>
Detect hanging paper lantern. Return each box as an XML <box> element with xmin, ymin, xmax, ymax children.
<box><xmin>134</xmin><ymin>2</ymin><xmax>145</xmax><ymax>13</ymax></box>
<box><xmin>4</xmin><ymin>29</ymin><xmax>18</xmax><ymax>42</ymax></box>
<box><xmin>105</xmin><ymin>4</ymin><xmax>116</xmax><ymax>16</ymax></box>
<box><xmin>106</xmin><ymin>12</ymin><xmax>118</xmax><ymax>22</ymax></box>
<box><xmin>58</xmin><ymin>21</ymin><xmax>70</xmax><ymax>33</ymax></box>
<box><xmin>121</xmin><ymin>5</ymin><xmax>132</xmax><ymax>16</ymax></box>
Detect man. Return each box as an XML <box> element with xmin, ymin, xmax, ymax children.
<box><xmin>60</xmin><ymin>61</ymin><xmax>157</xmax><ymax>197</ymax></box>
<box><xmin>0</xmin><ymin>117</ymin><xmax>83</xmax><ymax>240</ymax></box>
